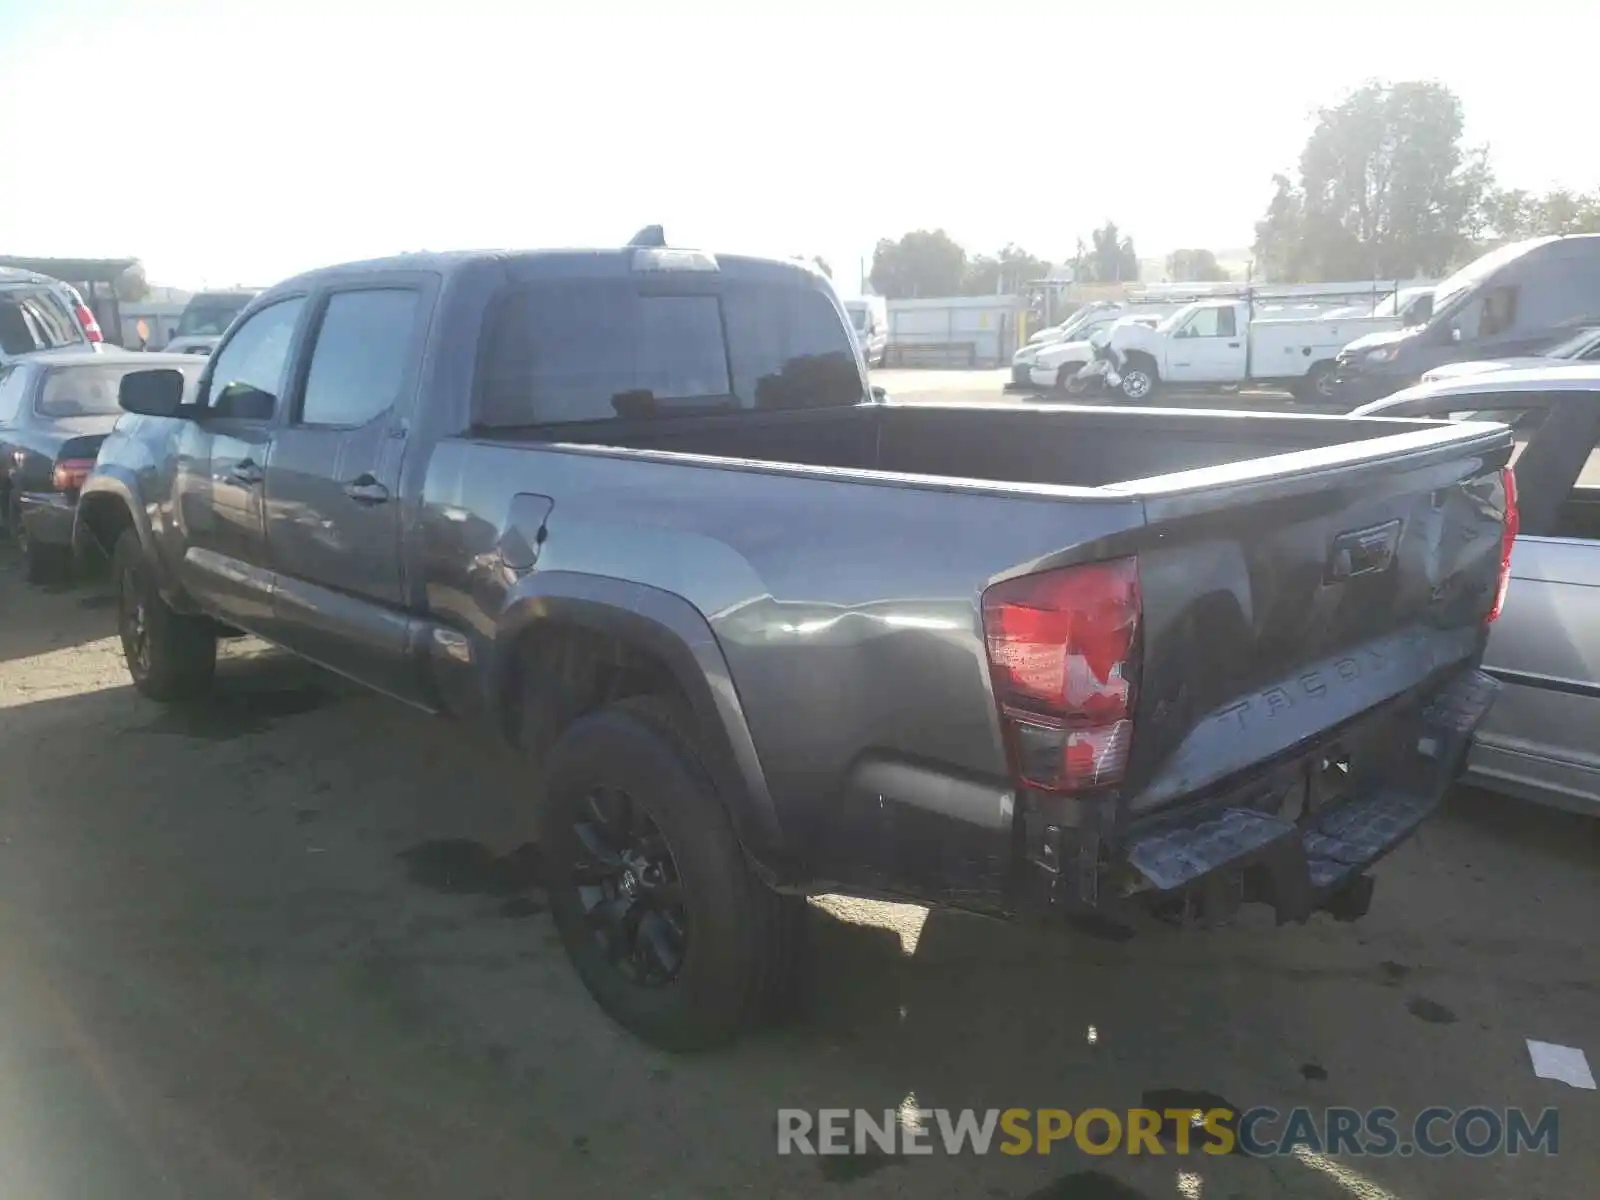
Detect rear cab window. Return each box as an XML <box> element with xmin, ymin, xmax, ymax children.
<box><xmin>38</xmin><ymin>361</ymin><xmax>204</xmax><ymax>418</ymax></box>
<box><xmin>477</xmin><ymin>276</ymin><xmax>862</xmax><ymax>428</ymax></box>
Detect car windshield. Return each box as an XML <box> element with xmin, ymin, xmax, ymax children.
<box><xmin>1542</xmin><ymin>325</ymin><xmax>1600</xmax><ymax>359</ymax></box>
<box><xmin>176</xmin><ymin>300</ymin><xmax>251</xmax><ymax>337</ymax></box>
<box><xmin>38</xmin><ymin>361</ymin><xmax>199</xmax><ymax>418</ymax></box>
<box><xmin>1431</xmin><ymin>240</ymin><xmax>1544</xmax><ymax>311</ymax></box>
<box><xmin>1157</xmin><ymin>303</ymin><xmax>1200</xmax><ymax>333</ymax></box>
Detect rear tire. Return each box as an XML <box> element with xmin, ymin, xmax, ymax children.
<box><xmin>537</xmin><ymin>694</ymin><xmax>804</xmax><ymax>1051</ymax></box>
<box><xmin>113</xmin><ymin>529</ymin><xmax>217</xmax><ymax>701</ymax></box>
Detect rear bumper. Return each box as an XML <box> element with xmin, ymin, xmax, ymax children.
<box><xmin>1023</xmin><ymin>666</ymin><xmax>1501</xmax><ymax>925</ymax></box>
<box><xmin>17</xmin><ymin>491</ymin><xmax>76</xmax><ymax>547</ymax></box>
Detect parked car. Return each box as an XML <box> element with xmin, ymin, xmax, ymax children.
<box><xmin>81</xmin><ymin>237</ymin><xmax>1511</xmax><ymax>1050</ymax></box>
<box><xmin>1334</xmin><ymin>235</ymin><xmax>1600</xmax><ymax>404</ymax></box>
<box><xmin>1</xmin><ymin>269</ymin><xmax>105</xmax><ymax>367</ymax></box>
<box><xmin>1010</xmin><ymin>304</ymin><xmax>1181</xmax><ymax>387</ymax></box>
<box><xmin>0</xmin><ymin>350</ymin><xmax>203</xmax><ymax>582</ymax></box>
<box><xmin>1026</xmin><ymin>302</ymin><xmax>1124</xmax><ymax>345</ymax></box>
<box><xmin>1351</xmin><ymin>366</ymin><xmax>1600</xmax><ymax>814</ymax></box>
<box><xmin>1420</xmin><ymin>321</ymin><xmax>1600</xmax><ymax>384</ymax></box>
<box><xmin>1022</xmin><ymin>314</ymin><xmax>1163</xmax><ymax>392</ymax></box>
<box><xmin>163</xmin><ymin>289</ymin><xmax>260</xmax><ymax>356</ymax></box>
<box><xmin>843</xmin><ymin>296</ymin><xmax>888</xmax><ymax>367</ymax></box>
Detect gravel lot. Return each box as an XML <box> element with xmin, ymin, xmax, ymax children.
<box><xmin>0</xmin><ymin>540</ymin><xmax>1595</xmax><ymax>1199</ymax></box>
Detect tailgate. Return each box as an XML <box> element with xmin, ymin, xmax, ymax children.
<box><xmin>1111</xmin><ymin>419</ymin><xmax>1514</xmax><ymax>817</ymax></box>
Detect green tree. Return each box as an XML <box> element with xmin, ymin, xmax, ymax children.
<box><xmin>1070</xmin><ymin>222</ymin><xmax>1139</xmax><ymax>283</ymax></box>
<box><xmin>962</xmin><ymin>243</ymin><xmax>1049</xmax><ymax>295</ymax></box>
<box><xmin>115</xmin><ymin>262</ymin><xmax>149</xmax><ymax>302</ymax></box>
<box><xmin>1165</xmin><ymin>248</ymin><xmax>1231</xmax><ymax>282</ymax></box>
<box><xmin>1480</xmin><ymin>187</ymin><xmax>1600</xmax><ymax>239</ymax></box>
<box><xmin>868</xmin><ymin>230</ymin><xmax>969</xmax><ymax>299</ymax></box>
<box><xmin>1252</xmin><ymin>81</ymin><xmax>1488</xmax><ymax>280</ymax></box>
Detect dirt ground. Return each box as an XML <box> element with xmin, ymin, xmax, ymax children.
<box><xmin>0</xmin><ymin>543</ymin><xmax>1595</xmax><ymax>1199</ymax></box>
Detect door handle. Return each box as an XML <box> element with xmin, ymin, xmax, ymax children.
<box><xmin>1227</xmin><ymin>342</ymin><xmax>1241</xmax><ymax>348</ymax></box>
<box><xmin>228</xmin><ymin>460</ymin><xmax>264</xmax><ymax>485</ymax></box>
<box><xmin>343</xmin><ymin>476</ymin><xmax>390</xmax><ymax>505</ymax></box>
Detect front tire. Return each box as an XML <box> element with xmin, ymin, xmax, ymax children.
<box><xmin>1295</xmin><ymin>361</ymin><xmax>1337</xmax><ymax>405</ymax></box>
<box><xmin>113</xmin><ymin>529</ymin><xmax>217</xmax><ymax>701</ymax></box>
<box><xmin>1118</xmin><ymin>360</ymin><xmax>1157</xmax><ymax>402</ymax></box>
<box><xmin>538</xmin><ymin>694</ymin><xmax>803</xmax><ymax>1051</ymax></box>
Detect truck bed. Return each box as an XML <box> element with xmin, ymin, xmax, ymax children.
<box><xmin>513</xmin><ymin>398</ymin><xmax>1464</xmax><ymax>492</ymax></box>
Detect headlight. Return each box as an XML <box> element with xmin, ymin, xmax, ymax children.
<box><xmin>1013</xmin><ymin>348</ymin><xmax>1037</xmax><ymax>365</ymax></box>
<box><xmin>1365</xmin><ymin>346</ymin><xmax>1399</xmax><ymax>364</ymax></box>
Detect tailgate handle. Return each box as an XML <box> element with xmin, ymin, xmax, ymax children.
<box><xmin>1324</xmin><ymin>519</ymin><xmax>1402</xmax><ymax>583</ymax></box>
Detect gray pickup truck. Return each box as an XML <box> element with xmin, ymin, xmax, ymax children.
<box><xmin>78</xmin><ymin>237</ymin><xmax>1512</xmax><ymax>1050</ymax></box>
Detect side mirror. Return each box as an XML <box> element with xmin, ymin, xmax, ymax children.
<box><xmin>211</xmin><ymin>383</ymin><xmax>275</xmax><ymax>421</ymax></box>
<box><xmin>119</xmin><ymin>368</ymin><xmax>189</xmax><ymax>417</ymax></box>
<box><xmin>870</xmin><ymin>385</ymin><xmax>888</xmax><ymax>403</ymax></box>
<box><xmin>1449</xmin><ymin>325</ymin><xmax>1463</xmax><ymax>344</ymax></box>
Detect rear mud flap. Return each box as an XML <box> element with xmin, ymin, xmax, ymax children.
<box><xmin>1121</xmin><ymin>669</ymin><xmax>1501</xmax><ymax>922</ymax></box>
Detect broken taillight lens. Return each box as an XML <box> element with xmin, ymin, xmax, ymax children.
<box><xmin>982</xmin><ymin>557</ymin><xmax>1141</xmax><ymax>791</ymax></box>
<box><xmin>1487</xmin><ymin>467</ymin><xmax>1519</xmax><ymax>623</ymax></box>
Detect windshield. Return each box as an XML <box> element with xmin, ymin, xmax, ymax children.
<box><xmin>176</xmin><ymin>298</ymin><xmax>252</xmax><ymax>337</ymax></box>
<box><xmin>1541</xmin><ymin>325</ymin><xmax>1600</xmax><ymax>359</ymax></box>
<box><xmin>1157</xmin><ymin>303</ymin><xmax>1200</xmax><ymax>333</ymax></box>
<box><xmin>1431</xmin><ymin>240</ymin><xmax>1545</xmax><ymax>311</ymax></box>
<box><xmin>38</xmin><ymin>361</ymin><xmax>200</xmax><ymax>418</ymax></box>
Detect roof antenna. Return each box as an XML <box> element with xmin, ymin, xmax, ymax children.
<box><xmin>628</xmin><ymin>225</ymin><xmax>666</xmax><ymax>248</ymax></box>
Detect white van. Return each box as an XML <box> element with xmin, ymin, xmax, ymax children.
<box><xmin>844</xmin><ymin>296</ymin><xmax>888</xmax><ymax>367</ymax></box>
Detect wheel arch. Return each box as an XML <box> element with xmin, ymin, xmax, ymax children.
<box><xmin>491</xmin><ymin>572</ymin><xmax>790</xmax><ymax>880</ymax></box>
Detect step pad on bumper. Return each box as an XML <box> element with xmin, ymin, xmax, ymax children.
<box><xmin>1124</xmin><ymin>789</ymin><xmax>1442</xmax><ymax>909</ymax></box>
<box><xmin>1122</xmin><ymin>669</ymin><xmax>1500</xmax><ymax>909</ymax></box>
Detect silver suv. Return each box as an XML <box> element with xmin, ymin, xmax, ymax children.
<box><xmin>0</xmin><ymin>269</ymin><xmax>104</xmax><ymax>367</ymax></box>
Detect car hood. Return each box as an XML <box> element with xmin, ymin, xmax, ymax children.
<box><xmin>1341</xmin><ymin>326</ymin><xmax>1415</xmax><ymax>355</ymax></box>
<box><xmin>1034</xmin><ymin>338</ymin><xmax>1094</xmax><ymax>366</ymax></box>
<box><xmin>1421</xmin><ymin>357</ymin><xmax>1549</xmax><ymax>382</ymax></box>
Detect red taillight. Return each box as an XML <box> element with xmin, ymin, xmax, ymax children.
<box><xmin>52</xmin><ymin>458</ymin><xmax>95</xmax><ymax>493</ymax></box>
<box><xmin>982</xmin><ymin>557</ymin><xmax>1141</xmax><ymax>792</ymax></box>
<box><xmin>73</xmin><ymin>303</ymin><xmax>103</xmax><ymax>343</ymax></box>
<box><xmin>1487</xmin><ymin>467</ymin><xmax>1519</xmax><ymax>623</ymax></box>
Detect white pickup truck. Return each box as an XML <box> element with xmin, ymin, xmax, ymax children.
<box><xmin>1100</xmin><ymin>298</ymin><xmax>1418</xmax><ymax>402</ymax></box>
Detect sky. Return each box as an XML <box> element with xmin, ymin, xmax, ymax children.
<box><xmin>2</xmin><ymin>0</ymin><xmax>1597</xmax><ymax>294</ymax></box>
